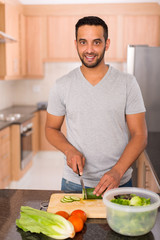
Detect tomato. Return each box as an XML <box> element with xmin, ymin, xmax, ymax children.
<box><xmin>71</xmin><ymin>209</ymin><xmax>87</xmax><ymax>223</ymax></box>
<box><xmin>68</xmin><ymin>215</ymin><xmax>84</xmax><ymax>232</ymax></box>
<box><xmin>55</xmin><ymin>211</ymin><xmax>70</xmax><ymax>219</ymax></box>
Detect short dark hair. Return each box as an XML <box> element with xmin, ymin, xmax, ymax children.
<box><xmin>75</xmin><ymin>16</ymin><xmax>108</xmax><ymax>42</ymax></box>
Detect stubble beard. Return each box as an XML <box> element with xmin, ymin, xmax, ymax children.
<box><xmin>77</xmin><ymin>47</ymin><xmax>106</xmax><ymax>68</ymax></box>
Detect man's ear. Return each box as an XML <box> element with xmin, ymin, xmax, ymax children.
<box><xmin>105</xmin><ymin>39</ymin><xmax>110</xmax><ymax>51</ymax></box>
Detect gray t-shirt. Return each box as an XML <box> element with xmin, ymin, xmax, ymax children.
<box><xmin>47</xmin><ymin>65</ymin><xmax>146</xmax><ymax>187</ymax></box>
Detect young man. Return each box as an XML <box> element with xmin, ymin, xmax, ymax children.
<box><xmin>46</xmin><ymin>16</ymin><xmax>147</xmax><ymax>195</ymax></box>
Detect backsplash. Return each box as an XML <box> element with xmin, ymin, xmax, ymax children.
<box><xmin>0</xmin><ymin>80</ymin><xmax>15</xmax><ymax>110</ymax></box>
<box><xmin>0</xmin><ymin>62</ymin><xmax>126</xmax><ymax>110</ymax></box>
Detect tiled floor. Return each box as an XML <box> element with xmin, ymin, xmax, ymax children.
<box><xmin>9</xmin><ymin>151</ymin><xmax>64</xmax><ymax>190</ymax></box>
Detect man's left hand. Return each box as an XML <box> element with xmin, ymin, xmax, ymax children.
<box><xmin>93</xmin><ymin>168</ymin><xmax>121</xmax><ymax>196</ymax></box>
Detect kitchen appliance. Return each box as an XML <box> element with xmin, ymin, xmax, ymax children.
<box><xmin>47</xmin><ymin>193</ymin><xmax>106</xmax><ymax>218</ymax></box>
<box><xmin>127</xmin><ymin>45</ymin><xmax>160</xmax><ymax>132</ymax></box>
<box><xmin>20</xmin><ymin>119</ymin><xmax>33</xmax><ymax>169</ymax></box>
<box><xmin>127</xmin><ymin>45</ymin><xmax>160</xmax><ymax>187</ymax></box>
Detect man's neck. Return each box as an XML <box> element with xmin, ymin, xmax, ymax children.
<box><xmin>80</xmin><ymin>63</ymin><xmax>109</xmax><ymax>86</ymax></box>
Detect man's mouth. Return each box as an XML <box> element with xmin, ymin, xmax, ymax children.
<box><xmin>85</xmin><ymin>55</ymin><xmax>96</xmax><ymax>62</ymax></box>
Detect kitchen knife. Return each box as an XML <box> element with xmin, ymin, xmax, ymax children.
<box><xmin>77</xmin><ymin>165</ymin><xmax>87</xmax><ymax>199</ymax></box>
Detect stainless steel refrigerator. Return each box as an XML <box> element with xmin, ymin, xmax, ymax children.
<box><xmin>127</xmin><ymin>45</ymin><xmax>160</xmax><ymax>132</ymax></box>
<box><xmin>127</xmin><ymin>45</ymin><xmax>160</xmax><ymax>186</ymax></box>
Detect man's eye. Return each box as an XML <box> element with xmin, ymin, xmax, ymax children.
<box><xmin>94</xmin><ymin>41</ymin><xmax>100</xmax><ymax>45</ymax></box>
<box><xmin>80</xmin><ymin>41</ymin><xmax>86</xmax><ymax>45</ymax></box>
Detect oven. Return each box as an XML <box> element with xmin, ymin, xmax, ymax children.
<box><xmin>20</xmin><ymin>120</ymin><xmax>33</xmax><ymax>169</ymax></box>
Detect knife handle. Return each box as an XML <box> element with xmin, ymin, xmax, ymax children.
<box><xmin>77</xmin><ymin>165</ymin><xmax>81</xmax><ymax>176</ymax></box>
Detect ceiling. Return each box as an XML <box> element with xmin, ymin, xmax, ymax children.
<box><xmin>19</xmin><ymin>0</ymin><xmax>160</xmax><ymax>5</ymax></box>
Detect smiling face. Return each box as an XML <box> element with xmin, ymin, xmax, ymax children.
<box><xmin>75</xmin><ymin>25</ymin><xmax>110</xmax><ymax>68</ymax></box>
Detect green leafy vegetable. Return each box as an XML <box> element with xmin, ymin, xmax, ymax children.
<box><xmin>111</xmin><ymin>194</ymin><xmax>150</xmax><ymax>206</ymax></box>
<box><xmin>16</xmin><ymin>206</ymin><xmax>75</xmax><ymax>239</ymax></box>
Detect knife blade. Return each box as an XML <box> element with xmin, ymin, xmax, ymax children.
<box><xmin>77</xmin><ymin>165</ymin><xmax>87</xmax><ymax>199</ymax></box>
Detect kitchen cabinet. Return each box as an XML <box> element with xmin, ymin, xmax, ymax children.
<box><xmin>47</xmin><ymin>15</ymin><xmax>124</xmax><ymax>62</ymax></box>
<box><xmin>23</xmin><ymin>3</ymin><xmax>160</xmax><ymax>65</ymax></box>
<box><xmin>19</xmin><ymin>13</ymin><xmax>26</xmax><ymax>77</ymax></box>
<box><xmin>123</xmin><ymin>15</ymin><xmax>160</xmax><ymax>58</ymax></box>
<box><xmin>1</xmin><ymin>2</ymin><xmax>159</xmax><ymax>80</ymax></box>
<box><xmin>39</xmin><ymin>110</ymin><xmax>56</xmax><ymax>151</ymax></box>
<box><xmin>24</xmin><ymin>16</ymin><xmax>47</xmax><ymax>78</ymax></box>
<box><xmin>32</xmin><ymin>111</ymin><xmax>40</xmax><ymax>155</ymax></box>
<box><xmin>0</xmin><ymin>1</ymin><xmax>22</xmax><ymax>80</ymax></box>
<box><xmin>39</xmin><ymin>110</ymin><xmax>66</xmax><ymax>151</ymax></box>
<box><xmin>137</xmin><ymin>151</ymin><xmax>160</xmax><ymax>193</ymax></box>
<box><xmin>103</xmin><ymin>15</ymin><xmax>124</xmax><ymax>62</ymax></box>
<box><xmin>47</xmin><ymin>16</ymin><xmax>79</xmax><ymax>61</ymax></box>
<box><xmin>0</xmin><ymin>127</ymin><xmax>11</xmax><ymax>188</ymax></box>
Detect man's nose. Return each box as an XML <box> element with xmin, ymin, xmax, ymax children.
<box><xmin>86</xmin><ymin>43</ymin><xmax>94</xmax><ymax>53</ymax></box>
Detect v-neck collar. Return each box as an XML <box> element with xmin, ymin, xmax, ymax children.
<box><xmin>78</xmin><ymin>64</ymin><xmax>111</xmax><ymax>88</ymax></box>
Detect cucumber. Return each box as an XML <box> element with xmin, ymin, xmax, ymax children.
<box><xmin>82</xmin><ymin>188</ymin><xmax>102</xmax><ymax>200</ymax></box>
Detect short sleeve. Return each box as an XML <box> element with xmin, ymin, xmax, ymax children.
<box><xmin>47</xmin><ymin>81</ymin><xmax>66</xmax><ymax>116</ymax></box>
<box><xmin>126</xmin><ymin>76</ymin><xmax>146</xmax><ymax>115</ymax></box>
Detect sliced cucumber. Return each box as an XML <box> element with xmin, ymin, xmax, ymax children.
<box><xmin>60</xmin><ymin>198</ymin><xmax>68</xmax><ymax>203</ymax></box>
<box><xmin>82</xmin><ymin>188</ymin><xmax>102</xmax><ymax>200</ymax></box>
<box><xmin>63</xmin><ymin>198</ymin><xmax>73</xmax><ymax>202</ymax></box>
<box><xmin>60</xmin><ymin>195</ymin><xmax>80</xmax><ymax>203</ymax></box>
<box><xmin>63</xmin><ymin>196</ymin><xmax>73</xmax><ymax>200</ymax></box>
<box><xmin>70</xmin><ymin>196</ymin><xmax>81</xmax><ymax>201</ymax></box>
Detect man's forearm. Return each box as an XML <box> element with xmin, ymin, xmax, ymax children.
<box><xmin>45</xmin><ymin>126</ymin><xmax>85</xmax><ymax>174</ymax></box>
<box><xmin>93</xmin><ymin>133</ymin><xmax>147</xmax><ymax>196</ymax></box>
<box><xmin>113</xmin><ymin>134</ymin><xmax>147</xmax><ymax>178</ymax></box>
<box><xmin>45</xmin><ymin>127</ymin><xmax>75</xmax><ymax>155</ymax></box>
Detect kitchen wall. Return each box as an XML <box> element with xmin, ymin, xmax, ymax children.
<box><xmin>0</xmin><ymin>79</ymin><xmax>15</xmax><ymax>110</ymax></box>
<box><xmin>0</xmin><ymin>61</ymin><xmax>126</xmax><ymax>110</ymax></box>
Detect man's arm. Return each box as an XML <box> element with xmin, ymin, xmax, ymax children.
<box><xmin>93</xmin><ymin>112</ymin><xmax>148</xmax><ymax>196</ymax></box>
<box><xmin>45</xmin><ymin>112</ymin><xmax>85</xmax><ymax>175</ymax></box>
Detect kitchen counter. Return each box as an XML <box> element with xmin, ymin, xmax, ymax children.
<box><xmin>0</xmin><ymin>105</ymin><xmax>38</xmax><ymax>129</ymax></box>
<box><xmin>0</xmin><ymin>189</ymin><xmax>159</xmax><ymax>240</ymax></box>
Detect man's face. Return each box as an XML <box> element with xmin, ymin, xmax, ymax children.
<box><xmin>75</xmin><ymin>25</ymin><xmax>109</xmax><ymax>68</ymax></box>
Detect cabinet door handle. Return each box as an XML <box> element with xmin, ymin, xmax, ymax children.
<box><xmin>145</xmin><ymin>166</ymin><xmax>150</xmax><ymax>172</ymax></box>
<box><xmin>145</xmin><ymin>165</ymin><xmax>150</xmax><ymax>188</ymax></box>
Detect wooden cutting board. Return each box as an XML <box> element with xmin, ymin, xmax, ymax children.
<box><xmin>47</xmin><ymin>193</ymin><xmax>106</xmax><ymax>218</ymax></box>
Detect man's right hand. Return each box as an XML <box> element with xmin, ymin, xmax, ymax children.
<box><xmin>65</xmin><ymin>149</ymin><xmax>85</xmax><ymax>175</ymax></box>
